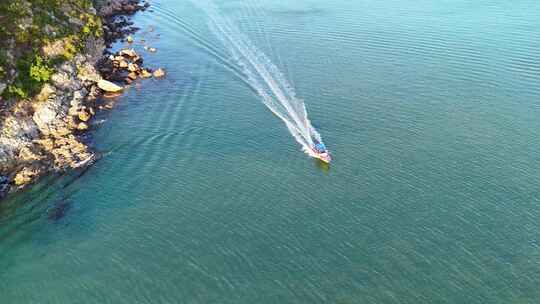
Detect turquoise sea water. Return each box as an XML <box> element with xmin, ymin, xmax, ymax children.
<box><xmin>2</xmin><ymin>0</ymin><xmax>540</xmax><ymax>303</ymax></box>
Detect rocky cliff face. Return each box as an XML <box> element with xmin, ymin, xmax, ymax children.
<box><xmin>0</xmin><ymin>0</ymin><xmax>151</xmax><ymax>199</ymax></box>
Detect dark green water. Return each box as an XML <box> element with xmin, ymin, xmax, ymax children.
<box><xmin>2</xmin><ymin>0</ymin><xmax>540</xmax><ymax>302</ymax></box>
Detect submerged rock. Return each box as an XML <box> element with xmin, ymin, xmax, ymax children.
<box><xmin>0</xmin><ymin>176</ymin><xmax>9</xmax><ymax>198</ymax></box>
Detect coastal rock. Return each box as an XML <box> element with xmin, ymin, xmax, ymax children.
<box><xmin>70</xmin><ymin>89</ymin><xmax>88</xmax><ymax>108</ymax></box>
<box><xmin>119</xmin><ymin>60</ymin><xmax>129</xmax><ymax>68</ymax></box>
<box><xmin>0</xmin><ymin>113</ymin><xmax>40</xmax><ymax>173</ymax></box>
<box><xmin>42</xmin><ymin>135</ymin><xmax>93</xmax><ymax>170</ymax></box>
<box><xmin>2</xmin><ymin>115</ymin><xmax>40</xmax><ymax>141</ymax></box>
<box><xmin>68</xmin><ymin>89</ymin><xmax>89</xmax><ymax>118</ymax></box>
<box><xmin>84</xmin><ymin>36</ymin><xmax>106</xmax><ymax>63</ymax></box>
<box><xmin>14</xmin><ymin>166</ymin><xmax>41</xmax><ymax>186</ymax></box>
<box><xmin>36</xmin><ymin>84</ymin><xmax>56</xmax><ymax>103</ymax></box>
<box><xmin>51</xmin><ymin>71</ymin><xmax>71</xmax><ymax>88</ymax></box>
<box><xmin>77</xmin><ymin>62</ymin><xmax>102</xmax><ymax>83</ymax></box>
<box><xmin>18</xmin><ymin>146</ymin><xmax>42</xmax><ymax>162</ymax></box>
<box><xmin>0</xmin><ymin>143</ymin><xmax>17</xmax><ymax>173</ymax></box>
<box><xmin>33</xmin><ymin>95</ymin><xmax>68</xmax><ymax>136</ymax></box>
<box><xmin>98</xmin><ymin>79</ymin><xmax>123</xmax><ymax>92</ymax></box>
<box><xmin>60</xmin><ymin>62</ymin><xmax>76</xmax><ymax>75</ymax></box>
<box><xmin>51</xmin><ymin>71</ymin><xmax>83</xmax><ymax>92</ymax></box>
<box><xmin>128</xmin><ymin>63</ymin><xmax>139</xmax><ymax>72</ymax></box>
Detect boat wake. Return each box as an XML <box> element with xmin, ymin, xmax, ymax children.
<box><xmin>191</xmin><ymin>0</ymin><xmax>327</xmax><ymax>158</ymax></box>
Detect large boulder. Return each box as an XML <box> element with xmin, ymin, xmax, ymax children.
<box><xmin>97</xmin><ymin>79</ymin><xmax>123</xmax><ymax>92</ymax></box>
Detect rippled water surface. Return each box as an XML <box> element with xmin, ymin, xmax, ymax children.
<box><xmin>2</xmin><ymin>0</ymin><xmax>540</xmax><ymax>303</ymax></box>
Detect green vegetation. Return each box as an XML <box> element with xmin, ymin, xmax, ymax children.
<box><xmin>30</xmin><ymin>56</ymin><xmax>54</xmax><ymax>82</ymax></box>
<box><xmin>0</xmin><ymin>0</ymin><xmax>103</xmax><ymax>99</ymax></box>
<box><xmin>4</xmin><ymin>55</ymin><xmax>54</xmax><ymax>99</ymax></box>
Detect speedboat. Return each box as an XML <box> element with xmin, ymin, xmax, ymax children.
<box><xmin>311</xmin><ymin>141</ymin><xmax>331</xmax><ymax>163</ymax></box>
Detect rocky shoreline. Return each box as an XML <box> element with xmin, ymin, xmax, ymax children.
<box><xmin>0</xmin><ymin>0</ymin><xmax>163</xmax><ymax>199</ymax></box>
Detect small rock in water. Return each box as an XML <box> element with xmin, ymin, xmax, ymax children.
<box><xmin>98</xmin><ymin>79</ymin><xmax>123</xmax><ymax>92</ymax></box>
<box><xmin>119</xmin><ymin>48</ymin><xmax>137</xmax><ymax>58</ymax></box>
<box><xmin>77</xmin><ymin>122</ymin><xmax>89</xmax><ymax>131</ymax></box>
<box><xmin>140</xmin><ymin>69</ymin><xmax>152</xmax><ymax>78</ymax></box>
<box><xmin>148</xmin><ymin>47</ymin><xmax>157</xmax><ymax>53</ymax></box>
<box><xmin>127</xmin><ymin>35</ymin><xmax>134</xmax><ymax>43</ymax></box>
<box><xmin>153</xmin><ymin>68</ymin><xmax>166</xmax><ymax>78</ymax></box>
<box><xmin>47</xmin><ymin>199</ymin><xmax>71</xmax><ymax>222</ymax></box>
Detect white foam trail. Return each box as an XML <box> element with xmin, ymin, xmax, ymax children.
<box><xmin>193</xmin><ymin>0</ymin><xmax>325</xmax><ymax>156</ymax></box>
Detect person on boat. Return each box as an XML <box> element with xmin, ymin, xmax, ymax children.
<box><xmin>313</xmin><ymin>140</ymin><xmax>327</xmax><ymax>153</ymax></box>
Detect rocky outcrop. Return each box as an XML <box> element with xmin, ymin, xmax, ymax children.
<box><xmin>0</xmin><ymin>0</ymin><xmax>158</xmax><ymax>199</ymax></box>
<box><xmin>0</xmin><ymin>51</ymin><xmax>102</xmax><ymax>198</ymax></box>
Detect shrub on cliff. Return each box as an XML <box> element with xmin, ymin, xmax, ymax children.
<box><xmin>0</xmin><ymin>0</ymin><xmax>103</xmax><ymax>100</ymax></box>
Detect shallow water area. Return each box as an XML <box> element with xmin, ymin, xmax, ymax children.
<box><xmin>2</xmin><ymin>0</ymin><xmax>540</xmax><ymax>303</ymax></box>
